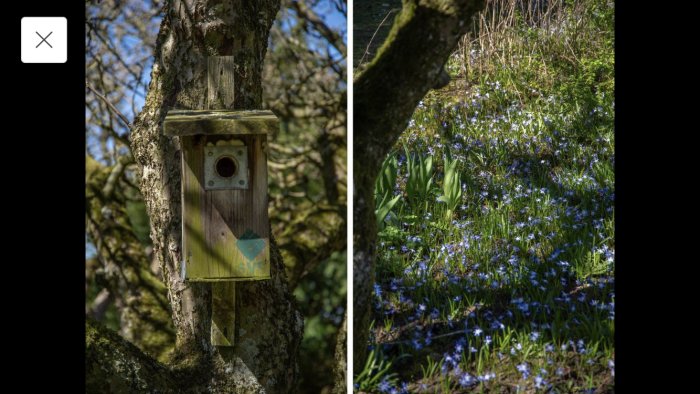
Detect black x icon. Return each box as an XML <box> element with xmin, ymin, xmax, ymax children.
<box><xmin>35</xmin><ymin>31</ymin><xmax>53</xmax><ymax>48</ymax></box>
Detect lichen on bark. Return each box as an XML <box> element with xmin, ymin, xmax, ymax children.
<box><xmin>86</xmin><ymin>318</ymin><xmax>177</xmax><ymax>392</ymax></box>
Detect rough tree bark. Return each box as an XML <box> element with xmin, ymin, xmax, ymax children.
<box><xmin>86</xmin><ymin>1</ymin><xmax>304</xmax><ymax>392</ymax></box>
<box><xmin>332</xmin><ymin>311</ymin><xmax>347</xmax><ymax>394</ymax></box>
<box><xmin>353</xmin><ymin>0</ymin><xmax>485</xmax><ymax>368</ymax></box>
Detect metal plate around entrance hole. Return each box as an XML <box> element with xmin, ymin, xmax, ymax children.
<box><xmin>204</xmin><ymin>145</ymin><xmax>249</xmax><ymax>190</ymax></box>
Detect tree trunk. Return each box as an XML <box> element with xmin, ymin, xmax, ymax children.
<box><xmin>87</xmin><ymin>1</ymin><xmax>303</xmax><ymax>392</ymax></box>
<box><xmin>332</xmin><ymin>312</ymin><xmax>347</xmax><ymax>394</ymax></box>
<box><xmin>353</xmin><ymin>0</ymin><xmax>485</xmax><ymax>369</ymax></box>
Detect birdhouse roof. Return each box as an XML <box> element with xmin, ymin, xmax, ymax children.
<box><xmin>163</xmin><ymin>110</ymin><xmax>278</xmax><ymax>136</ymax></box>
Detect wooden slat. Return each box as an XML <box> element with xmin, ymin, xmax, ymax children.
<box><xmin>207</xmin><ymin>56</ymin><xmax>235</xmax><ymax>109</ymax></box>
<box><xmin>182</xmin><ymin>136</ymin><xmax>210</xmax><ymax>279</ymax></box>
<box><xmin>163</xmin><ymin>110</ymin><xmax>278</xmax><ymax>137</ymax></box>
<box><xmin>211</xmin><ymin>282</ymin><xmax>236</xmax><ymax>346</ymax></box>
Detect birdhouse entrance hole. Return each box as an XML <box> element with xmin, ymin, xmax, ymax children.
<box><xmin>204</xmin><ymin>142</ymin><xmax>249</xmax><ymax>190</ymax></box>
<box><xmin>215</xmin><ymin>156</ymin><xmax>237</xmax><ymax>178</ymax></box>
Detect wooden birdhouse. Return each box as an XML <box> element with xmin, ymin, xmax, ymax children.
<box><xmin>163</xmin><ymin>109</ymin><xmax>277</xmax><ymax>282</ymax></box>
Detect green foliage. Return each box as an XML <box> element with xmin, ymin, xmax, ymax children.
<box><xmin>376</xmin><ymin>154</ymin><xmax>398</xmax><ymax>200</ymax></box>
<box><xmin>436</xmin><ymin>153</ymin><xmax>463</xmax><ymax>221</ymax></box>
<box><xmin>375</xmin><ymin>155</ymin><xmax>401</xmax><ymax>230</ymax></box>
<box><xmin>366</xmin><ymin>0</ymin><xmax>615</xmax><ymax>391</ymax></box>
<box><xmin>376</xmin><ymin>193</ymin><xmax>402</xmax><ymax>231</ymax></box>
<box><xmin>355</xmin><ymin>348</ymin><xmax>398</xmax><ymax>392</ymax></box>
<box><xmin>125</xmin><ymin>200</ymin><xmax>151</xmax><ymax>246</ymax></box>
<box><xmin>404</xmin><ymin>146</ymin><xmax>434</xmax><ymax>209</ymax></box>
<box><xmin>294</xmin><ymin>251</ymin><xmax>346</xmax><ymax>392</ymax></box>
<box><xmin>420</xmin><ymin>356</ymin><xmax>443</xmax><ymax>380</ymax></box>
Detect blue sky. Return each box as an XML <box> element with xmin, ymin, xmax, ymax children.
<box><xmin>313</xmin><ymin>1</ymin><xmax>347</xmax><ymax>34</ymax></box>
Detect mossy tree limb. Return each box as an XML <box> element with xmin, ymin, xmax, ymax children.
<box><xmin>353</xmin><ymin>0</ymin><xmax>485</xmax><ymax>368</ymax></box>
<box><xmin>87</xmin><ymin>317</ymin><xmax>267</xmax><ymax>393</ymax></box>
<box><xmin>86</xmin><ymin>318</ymin><xmax>179</xmax><ymax>392</ymax></box>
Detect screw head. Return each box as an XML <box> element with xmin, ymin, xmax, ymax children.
<box><xmin>208</xmin><ymin>180</ymin><xmax>214</xmax><ymax>186</ymax></box>
<box><xmin>208</xmin><ymin>151</ymin><xmax>213</xmax><ymax>156</ymax></box>
<box><xmin>239</xmin><ymin>180</ymin><xmax>245</xmax><ymax>185</ymax></box>
<box><xmin>237</xmin><ymin>150</ymin><xmax>243</xmax><ymax>156</ymax></box>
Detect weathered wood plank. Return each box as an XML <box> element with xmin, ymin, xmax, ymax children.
<box><xmin>182</xmin><ymin>136</ymin><xmax>210</xmax><ymax>279</ymax></box>
<box><xmin>211</xmin><ymin>282</ymin><xmax>236</xmax><ymax>346</ymax></box>
<box><xmin>163</xmin><ymin>110</ymin><xmax>278</xmax><ymax>136</ymax></box>
<box><xmin>207</xmin><ymin>56</ymin><xmax>236</xmax><ymax>109</ymax></box>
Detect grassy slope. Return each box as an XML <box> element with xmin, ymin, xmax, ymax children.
<box><xmin>358</xmin><ymin>0</ymin><xmax>614</xmax><ymax>392</ymax></box>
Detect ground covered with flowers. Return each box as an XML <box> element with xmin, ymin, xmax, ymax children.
<box><xmin>355</xmin><ymin>0</ymin><xmax>614</xmax><ymax>392</ymax></box>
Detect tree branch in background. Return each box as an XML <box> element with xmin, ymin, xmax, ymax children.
<box><xmin>86</xmin><ymin>81</ymin><xmax>132</xmax><ymax>131</ymax></box>
<box><xmin>291</xmin><ymin>0</ymin><xmax>347</xmax><ymax>56</ymax></box>
<box><xmin>263</xmin><ymin>2</ymin><xmax>347</xmax><ymax>391</ymax></box>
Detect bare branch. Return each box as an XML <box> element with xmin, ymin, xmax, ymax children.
<box><xmin>86</xmin><ymin>81</ymin><xmax>132</xmax><ymax>128</ymax></box>
<box><xmin>291</xmin><ymin>0</ymin><xmax>346</xmax><ymax>57</ymax></box>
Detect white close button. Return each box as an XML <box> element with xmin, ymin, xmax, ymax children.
<box><xmin>21</xmin><ymin>17</ymin><xmax>67</xmax><ymax>63</ymax></box>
